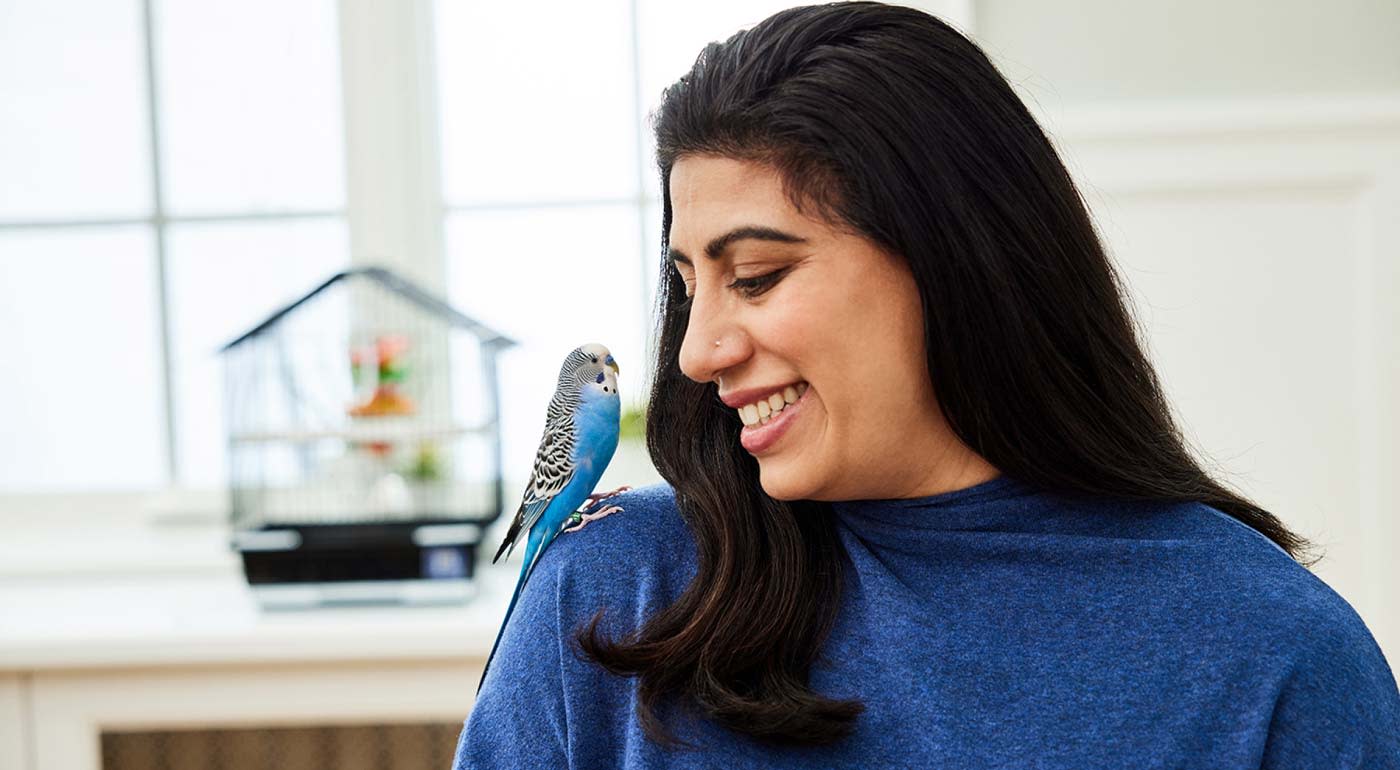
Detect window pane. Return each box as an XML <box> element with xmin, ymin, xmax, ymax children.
<box><xmin>637</xmin><ymin>1</ymin><xmax>804</xmax><ymax>113</ymax></box>
<box><xmin>0</xmin><ymin>227</ymin><xmax>165</xmax><ymax>491</ymax></box>
<box><xmin>445</xmin><ymin>205</ymin><xmax>646</xmax><ymax>481</ymax></box>
<box><xmin>0</xmin><ymin>0</ymin><xmax>151</xmax><ymax>220</ymax></box>
<box><xmin>166</xmin><ymin>218</ymin><xmax>349</xmax><ymax>486</ymax></box>
<box><xmin>435</xmin><ymin>0</ymin><xmax>638</xmax><ymax>205</ymax></box>
<box><xmin>155</xmin><ymin>0</ymin><xmax>345</xmax><ymax>215</ymax></box>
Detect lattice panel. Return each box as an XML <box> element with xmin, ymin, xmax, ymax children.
<box><xmin>101</xmin><ymin>722</ymin><xmax>461</xmax><ymax>770</ymax></box>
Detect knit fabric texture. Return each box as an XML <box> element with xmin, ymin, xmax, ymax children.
<box><xmin>454</xmin><ymin>476</ymin><xmax>1400</xmax><ymax>768</ymax></box>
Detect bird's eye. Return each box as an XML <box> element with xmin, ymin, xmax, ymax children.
<box><xmin>595</xmin><ymin>372</ymin><xmax>605</xmax><ymax>384</ymax></box>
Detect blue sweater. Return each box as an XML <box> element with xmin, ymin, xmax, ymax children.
<box><xmin>453</xmin><ymin>476</ymin><xmax>1400</xmax><ymax>768</ymax></box>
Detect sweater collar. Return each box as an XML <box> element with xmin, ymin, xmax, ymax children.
<box><xmin>830</xmin><ymin>473</ymin><xmax>1044</xmax><ymax>532</ymax></box>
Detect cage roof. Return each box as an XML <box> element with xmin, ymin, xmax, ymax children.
<box><xmin>220</xmin><ymin>266</ymin><xmax>518</xmax><ymax>352</ymax></box>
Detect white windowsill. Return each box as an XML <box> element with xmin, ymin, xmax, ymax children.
<box><xmin>0</xmin><ymin>519</ymin><xmax>239</xmax><ymax>581</ymax></box>
<box><xmin>0</xmin><ymin>561</ymin><xmax>519</xmax><ymax>672</ymax></box>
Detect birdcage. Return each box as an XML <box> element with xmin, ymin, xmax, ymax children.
<box><xmin>219</xmin><ymin>267</ymin><xmax>516</xmax><ymax>608</ymax></box>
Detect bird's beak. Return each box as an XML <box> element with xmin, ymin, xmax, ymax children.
<box><xmin>607</xmin><ymin>358</ymin><xmax>620</xmax><ymax>375</ymax></box>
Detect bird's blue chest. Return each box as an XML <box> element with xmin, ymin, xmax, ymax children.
<box><xmin>571</xmin><ymin>395</ymin><xmax>621</xmax><ymax>475</ymax></box>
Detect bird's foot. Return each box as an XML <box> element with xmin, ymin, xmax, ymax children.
<box><xmin>562</xmin><ymin>505</ymin><xmax>623</xmax><ymax>534</ymax></box>
<box><xmin>580</xmin><ymin>484</ymin><xmax>633</xmax><ymax>511</ymax></box>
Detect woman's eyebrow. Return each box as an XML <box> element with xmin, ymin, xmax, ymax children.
<box><xmin>670</xmin><ymin>225</ymin><xmax>807</xmax><ymax>265</ymax></box>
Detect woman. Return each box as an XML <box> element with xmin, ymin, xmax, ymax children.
<box><xmin>454</xmin><ymin>3</ymin><xmax>1400</xmax><ymax>767</ymax></box>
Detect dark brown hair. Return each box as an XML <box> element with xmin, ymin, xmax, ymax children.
<box><xmin>574</xmin><ymin>0</ymin><xmax>1319</xmax><ymax>750</ymax></box>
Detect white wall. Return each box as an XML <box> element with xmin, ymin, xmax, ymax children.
<box><xmin>973</xmin><ymin>0</ymin><xmax>1400</xmax><ymax>106</ymax></box>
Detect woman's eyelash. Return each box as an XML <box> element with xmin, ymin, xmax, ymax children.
<box><xmin>674</xmin><ymin>269</ymin><xmax>786</xmax><ymax>310</ymax></box>
<box><xmin>729</xmin><ymin>270</ymin><xmax>785</xmax><ymax>295</ymax></box>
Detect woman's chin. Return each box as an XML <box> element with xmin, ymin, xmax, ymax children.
<box><xmin>755</xmin><ymin>454</ymin><xmax>816</xmax><ymax>501</ymax></box>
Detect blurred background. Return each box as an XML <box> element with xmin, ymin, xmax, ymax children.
<box><xmin>1</xmin><ymin>1</ymin><xmax>1397</xmax><ymax>768</ymax></box>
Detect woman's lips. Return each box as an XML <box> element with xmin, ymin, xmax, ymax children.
<box><xmin>739</xmin><ymin>384</ymin><xmax>810</xmax><ymax>455</ymax></box>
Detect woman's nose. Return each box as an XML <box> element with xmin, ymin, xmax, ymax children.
<box><xmin>677</xmin><ymin>291</ymin><xmax>748</xmax><ymax>384</ymax></box>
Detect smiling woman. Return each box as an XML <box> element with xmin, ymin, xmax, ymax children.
<box><xmin>454</xmin><ymin>2</ymin><xmax>1400</xmax><ymax>767</ymax></box>
<box><xmin>665</xmin><ymin>156</ymin><xmax>999</xmax><ymax>496</ymax></box>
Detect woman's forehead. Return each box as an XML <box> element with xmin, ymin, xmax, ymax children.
<box><xmin>670</xmin><ymin>156</ymin><xmax>784</xmax><ymax>207</ymax></box>
<box><xmin>669</xmin><ymin>158</ymin><xmax>813</xmax><ymax>248</ymax></box>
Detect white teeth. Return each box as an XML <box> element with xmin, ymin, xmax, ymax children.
<box><xmin>740</xmin><ymin>403</ymin><xmax>759</xmax><ymax>425</ymax></box>
<box><xmin>737</xmin><ymin>382</ymin><xmax>807</xmax><ymax>426</ymax></box>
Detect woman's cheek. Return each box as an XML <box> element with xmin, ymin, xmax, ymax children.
<box><xmin>763</xmin><ymin>282</ymin><xmax>832</xmax><ymax>356</ymax></box>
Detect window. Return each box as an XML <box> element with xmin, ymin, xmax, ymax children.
<box><xmin>0</xmin><ymin>0</ymin><xmax>349</xmax><ymax>495</ymax></box>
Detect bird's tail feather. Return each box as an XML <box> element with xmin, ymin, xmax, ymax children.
<box><xmin>476</xmin><ymin>529</ymin><xmax>549</xmax><ymax>693</ymax></box>
<box><xmin>491</xmin><ymin>511</ymin><xmax>524</xmax><ymax>564</ymax></box>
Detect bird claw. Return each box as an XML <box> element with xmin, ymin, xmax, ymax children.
<box><xmin>579</xmin><ymin>484</ymin><xmax>633</xmax><ymax>512</ymax></box>
<box><xmin>562</xmin><ymin>505</ymin><xmax>623</xmax><ymax>533</ymax></box>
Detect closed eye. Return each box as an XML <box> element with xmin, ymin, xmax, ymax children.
<box><xmin>729</xmin><ymin>270</ymin><xmax>786</xmax><ymax>295</ymax></box>
<box><xmin>674</xmin><ymin>268</ymin><xmax>788</xmax><ymax>311</ymax></box>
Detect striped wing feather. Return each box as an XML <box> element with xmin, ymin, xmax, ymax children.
<box><xmin>491</xmin><ymin>397</ymin><xmax>577</xmax><ymax>563</ymax></box>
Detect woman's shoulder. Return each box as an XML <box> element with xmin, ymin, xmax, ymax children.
<box><xmin>1179</xmin><ymin>503</ymin><xmax>1400</xmax><ymax>759</ymax></box>
<box><xmin>460</xmin><ymin>483</ymin><xmax>694</xmax><ymax>769</ymax></box>
<box><xmin>541</xmin><ymin>481</ymin><xmax>692</xmax><ymax>565</ymax></box>
<box><xmin>1174</xmin><ymin>501</ymin><xmax>1396</xmax><ymax>674</ymax></box>
<box><xmin>526</xmin><ymin>481</ymin><xmax>698</xmax><ymax>610</ymax></box>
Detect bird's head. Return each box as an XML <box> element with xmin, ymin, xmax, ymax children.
<box><xmin>570</xmin><ymin>342</ymin><xmax>620</xmax><ymax>400</ymax></box>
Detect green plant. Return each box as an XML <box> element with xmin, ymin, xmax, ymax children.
<box><xmin>405</xmin><ymin>441</ymin><xmax>444</xmax><ymax>481</ymax></box>
<box><xmin>619</xmin><ymin>403</ymin><xmax>647</xmax><ymax>442</ymax></box>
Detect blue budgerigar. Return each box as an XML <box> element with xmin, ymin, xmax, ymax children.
<box><xmin>477</xmin><ymin>342</ymin><xmax>630</xmax><ymax>693</ymax></box>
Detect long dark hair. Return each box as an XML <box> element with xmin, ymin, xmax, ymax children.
<box><xmin>574</xmin><ymin>0</ymin><xmax>1320</xmax><ymax>750</ymax></box>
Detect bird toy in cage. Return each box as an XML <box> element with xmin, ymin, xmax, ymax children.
<box><xmin>349</xmin><ymin>334</ymin><xmax>417</xmax><ymax>418</ymax></box>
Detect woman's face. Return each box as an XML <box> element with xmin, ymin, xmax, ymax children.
<box><xmin>669</xmin><ymin>154</ymin><xmax>997</xmax><ymax>501</ymax></box>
